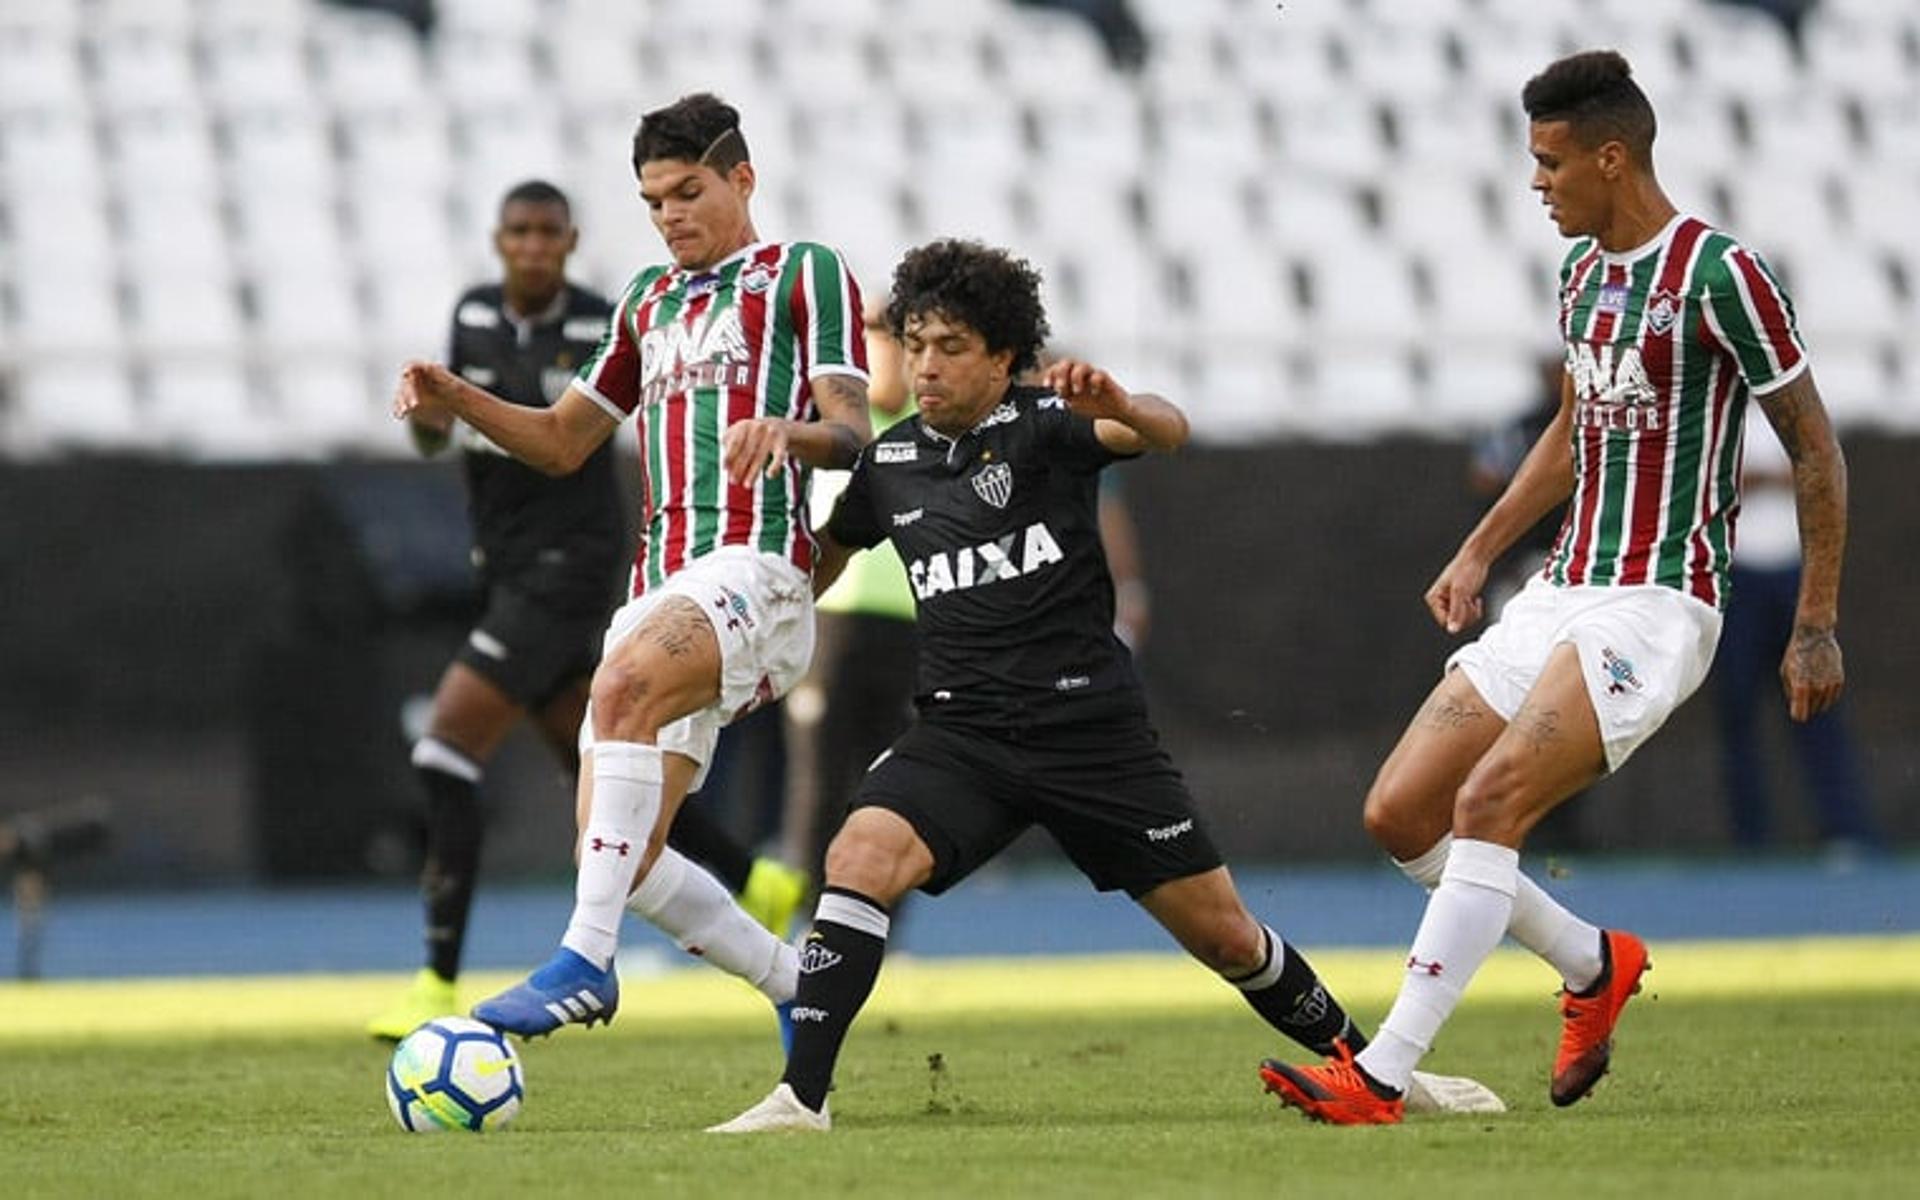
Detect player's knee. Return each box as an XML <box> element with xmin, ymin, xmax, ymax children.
<box><xmin>1452</xmin><ymin>759</ymin><xmax>1527</xmax><ymax>842</ymax></box>
<box><xmin>1364</xmin><ymin>768</ymin><xmax>1440</xmax><ymax>858</ymax></box>
<box><xmin>1196</xmin><ymin>913</ymin><xmax>1266</xmax><ymax>976</ymax></box>
<box><xmin>823</xmin><ymin>810</ymin><xmax>928</xmax><ymax>904</ymax></box>
<box><xmin>587</xmin><ymin>656</ymin><xmax>667</xmax><ymax>741</ymax></box>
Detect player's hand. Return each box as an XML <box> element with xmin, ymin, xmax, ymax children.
<box><xmin>393</xmin><ymin>360</ymin><xmax>456</xmax><ymax>427</ymax></box>
<box><xmin>1781</xmin><ymin>625</ymin><xmax>1844</xmax><ymax>722</ymax></box>
<box><xmin>1424</xmin><ymin>552</ymin><xmax>1489</xmax><ymax>635</ymax></box>
<box><xmin>723</xmin><ymin>417</ymin><xmax>792</xmax><ymax>485</ymax></box>
<box><xmin>1042</xmin><ymin>359</ymin><xmax>1130</xmax><ymax>421</ymax></box>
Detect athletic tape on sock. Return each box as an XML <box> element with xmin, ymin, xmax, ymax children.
<box><xmin>411</xmin><ymin>737</ymin><xmax>482</xmax><ymax>783</ymax></box>
<box><xmin>815</xmin><ymin>891</ymin><xmax>890</xmax><ymax>940</ymax></box>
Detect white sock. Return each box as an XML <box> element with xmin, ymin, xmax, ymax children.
<box><xmin>1360</xmin><ymin>838</ymin><xmax>1519</xmax><ymax>1092</ymax></box>
<box><xmin>561</xmin><ymin>741</ymin><xmax>661</xmax><ymax>970</ymax></box>
<box><xmin>1394</xmin><ymin>833</ymin><xmax>1605</xmax><ymax>992</ymax></box>
<box><xmin>627</xmin><ymin>847</ymin><xmax>799</xmax><ymax>1003</ymax></box>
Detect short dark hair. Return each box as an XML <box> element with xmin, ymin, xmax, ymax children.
<box><xmin>631</xmin><ymin>92</ymin><xmax>749</xmax><ymax>177</ymax></box>
<box><xmin>886</xmin><ymin>239</ymin><xmax>1050</xmax><ymax>377</ymax></box>
<box><xmin>1522</xmin><ymin>50</ymin><xmax>1657</xmax><ymax>164</ymax></box>
<box><xmin>498</xmin><ymin>179</ymin><xmax>571</xmax><ymax>222</ymax></box>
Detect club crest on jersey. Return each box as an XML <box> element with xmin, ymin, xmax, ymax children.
<box><xmin>1645</xmin><ymin>289</ymin><xmax>1681</xmax><ymax>336</ymax></box>
<box><xmin>740</xmin><ymin>262</ymin><xmax>778</xmax><ymax>294</ymax></box>
<box><xmin>971</xmin><ymin>461</ymin><xmax>1013</xmax><ymax>508</ymax></box>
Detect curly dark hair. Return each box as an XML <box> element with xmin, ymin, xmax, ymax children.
<box><xmin>631</xmin><ymin>92</ymin><xmax>749</xmax><ymax>177</ymax></box>
<box><xmin>884</xmin><ymin>239</ymin><xmax>1050</xmax><ymax>376</ymax></box>
<box><xmin>1522</xmin><ymin>50</ymin><xmax>1656</xmax><ymax>165</ymax></box>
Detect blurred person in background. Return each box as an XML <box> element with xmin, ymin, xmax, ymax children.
<box><xmin>1713</xmin><ymin>415</ymin><xmax>1878</xmax><ymax>860</ymax></box>
<box><xmin>1265</xmin><ymin>49</ymin><xmax>1848</xmax><ymax>1125</ymax></box>
<box><xmin>713</xmin><ymin>239</ymin><xmax>1500</xmax><ymax>1133</ymax></box>
<box><xmin>783</xmin><ymin>297</ymin><xmax>920</xmax><ymax>887</ymax></box>
<box><xmin>370</xmin><ymin>179</ymin><xmax>805</xmax><ymax>1039</ymax></box>
<box><xmin>393</xmin><ymin>93</ymin><xmax>871</xmax><ymax>1041</ymax></box>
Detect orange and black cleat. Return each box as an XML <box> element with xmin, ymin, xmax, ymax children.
<box><xmin>1259</xmin><ymin>1040</ymin><xmax>1406</xmax><ymax>1126</ymax></box>
<box><xmin>1551</xmin><ymin>929</ymin><xmax>1651</xmax><ymax>1107</ymax></box>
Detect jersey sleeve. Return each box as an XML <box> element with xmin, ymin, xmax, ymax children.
<box><xmin>823</xmin><ymin>452</ymin><xmax>885</xmax><ymax>550</ymax></box>
<box><xmin>795</xmin><ymin>243</ymin><xmax>869</xmax><ymax>383</ymax></box>
<box><xmin>1034</xmin><ymin>393</ymin><xmax>1128</xmax><ymax>473</ymax></box>
<box><xmin>1700</xmin><ymin>243</ymin><xmax>1808</xmax><ymax>397</ymax></box>
<box><xmin>572</xmin><ymin>274</ymin><xmax>650</xmax><ymax>422</ymax></box>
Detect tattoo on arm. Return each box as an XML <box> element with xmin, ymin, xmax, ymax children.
<box><xmin>811</xmin><ymin>374</ymin><xmax>873</xmax><ymax>469</ymax></box>
<box><xmin>1756</xmin><ymin>373</ymin><xmax>1848</xmax><ymax>630</ymax></box>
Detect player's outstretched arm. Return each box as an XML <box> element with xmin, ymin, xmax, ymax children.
<box><xmin>394</xmin><ymin>361</ymin><xmax>616</xmax><ymax>476</ymax></box>
<box><xmin>1426</xmin><ymin>372</ymin><xmax>1579</xmax><ymax>634</ymax></box>
<box><xmin>1756</xmin><ymin>370</ymin><xmax>1848</xmax><ymax>721</ymax></box>
<box><xmin>1042</xmin><ymin>359</ymin><xmax>1188</xmax><ymax>453</ymax></box>
<box><xmin>810</xmin><ymin>525</ymin><xmax>856</xmax><ymax>599</ymax></box>
<box><xmin>722</xmin><ymin>374</ymin><xmax>873</xmax><ymax>485</ymax></box>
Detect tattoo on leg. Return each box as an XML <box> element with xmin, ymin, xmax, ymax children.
<box><xmin>643</xmin><ymin>601</ymin><xmax>711</xmax><ymax>661</ymax></box>
<box><xmin>1513</xmin><ymin>701</ymin><xmax>1562</xmax><ymax>754</ymax></box>
<box><xmin>1420</xmin><ymin>692</ymin><xmax>1487</xmax><ymax>731</ymax></box>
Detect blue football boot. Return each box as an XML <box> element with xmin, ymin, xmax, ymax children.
<box><xmin>471</xmin><ymin>947</ymin><xmax>619</xmax><ymax>1038</ymax></box>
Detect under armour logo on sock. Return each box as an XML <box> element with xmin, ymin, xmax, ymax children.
<box><xmin>589</xmin><ymin>837</ymin><xmax>631</xmax><ymax>856</ymax></box>
<box><xmin>1408</xmin><ymin>955</ymin><xmax>1445</xmax><ymax>977</ymax></box>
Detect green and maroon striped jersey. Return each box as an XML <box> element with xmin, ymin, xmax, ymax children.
<box><xmin>1544</xmin><ymin>214</ymin><xmax>1806</xmax><ymax>609</ymax></box>
<box><xmin>573</xmin><ymin>241</ymin><xmax>867</xmax><ymax>596</ymax></box>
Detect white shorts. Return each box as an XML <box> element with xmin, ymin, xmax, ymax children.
<box><xmin>1446</xmin><ymin>575</ymin><xmax>1722</xmax><ymax>773</ymax></box>
<box><xmin>581</xmin><ymin>547</ymin><xmax>815</xmax><ymax>790</ymax></box>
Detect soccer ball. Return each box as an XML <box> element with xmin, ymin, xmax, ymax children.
<box><xmin>385</xmin><ymin>1016</ymin><xmax>524</xmax><ymax>1133</ymax></box>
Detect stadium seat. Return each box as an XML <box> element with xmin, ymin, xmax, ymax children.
<box><xmin>1304</xmin><ymin>351</ymin><xmax>1425</xmax><ymax>440</ymax></box>
<box><xmin>126</xmin><ymin>268</ymin><xmax>245</xmax><ymax>362</ymax></box>
<box><xmin>1273</xmin><ymin>96</ymin><xmax>1392</xmax><ymax>184</ymax></box>
<box><xmin>275</xmin><ymin>358</ymin><xmax>390</xmax><ymax>459</ymax></box>
<box><xmin>1426</xmin><ymin>347</ymin><xmax>1544</xmax><ymax>430</ymax></box>
<box><xmin>224</xmin><ymin>108</ymin><xmax>339</xmax><ymax>198</ymax></box>
<box><xmin>92</xmin><ymin>27</ymin><xmax>202</xmax><ymax>117</ymax></box>
<box><xmin>1678</xmin><ymin>5</ymin><xmax>1804</xmax><ymax>102</ymax></box>
<box><xmin>1723</xmin><ymin>171</ymin><xmax>1843</xmax><ymax>268</ymax></box>
<box><xmin>1334</xmin><ymin>22</ymin><xmax>1459</xmax><ymax>102</ymax></box>
<box><xmin>1801</xmin><ymin>9</ymin><xmax>1919</xmax><ymax>100</ymax></box>
<box><xmin>108</xmin><ymin>108</ymin><xmax>220</xmax><ymax>200</ymax></box>
<box><xmin>0</xmin><ymin>107</ymin><xmax>103</xmax><ymax>195</ymax></box>
<box><xmin>146</xmin><ymin>360</ymin><xmax>285</xmax><ymax>462</ymax></box>
<box><xmin>1293</xmin><ymin>243</ymin><xmax>1420</xmax><ymax>351</ymax></box>
<box><xmin>1388</xmin><ymin>95</ymin><xmax>1524</xmax><ymax>178</ymax></box>
<box><xmin>0</xmin><ymin>25</ymin><xmax>87</xmax><ymax>115</ymax></box>
<box><xmin>314</xmin><ymin>11</ymin><xmax>432</xmax><ymax>114</ymax></box>
<box><xmin>202</xmin><ymin>27</ymin><xmax>315</xmax><ymax>115</ymax></box>
<box><xmin>91</xmin><ymin>0</ymin><xmax>195</xmax><ymax>37</ymax></box>
<box><xmin>1377</xmin><ymin>173</ymin><xmax>1501</xmax><ymax>254</ymax></box>
<box><xmin>8</xmin><ymin>266</ymin><xmax>124</xmax><ymax>361</ymax></box>
<box><xmin>1740</xmin><ymin>93</ymin><xmax>1863</xmax><ymax>176</ymax></box>
<box><xmin>5</xmin><ymin>360</ymin><xmax>145</xmax><ymax>456</ymax></box>
<box><xmin>1418</xmin><ymin>242</ymin><xmax>1542</xmax><ymax>352</ymax></box>
<box><xmin>250</xmin><ymin>267</ymin><xmax>365</xmax><ymax>360</ymax></box>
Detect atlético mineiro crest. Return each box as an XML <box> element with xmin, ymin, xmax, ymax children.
<box><xmin>1645</xmin><ymin>288</ymin><xmax>1681</xmax><ymax>336</ymax></box>
<box><xmin>971</xmin><ymin>461</ymin><xmax>1013</xmax><ymax>508</ymax></box>
<box><xmin>740</xmin><ymin>263</ymin><xmax>777</xmax><ymax>294</ymax></box>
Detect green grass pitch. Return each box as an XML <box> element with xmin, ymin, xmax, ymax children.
<box><xmin>2</xmin><ymin>938</ymin><xmax>1916</xmax><ymax>1198</ymax></box>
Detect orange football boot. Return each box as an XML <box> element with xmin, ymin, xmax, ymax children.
<box><xmin>1551</xmin><ymin>929</ymin><xmax>1651</xmax><ymax>1107</ymax></box>
<box><xmin>1260</xmin><ymin>1041</ymin><xmax>1406</xmax><ymax>1126</ymax></box>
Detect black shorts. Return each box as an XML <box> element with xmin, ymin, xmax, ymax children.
<box><xmin>455</xmin><ymin>584</ymin><xmax>604</xmax><ymax>709</ymax></box>
<box><xmin>851</xmin><ymin>710</ymin><xmax>1223</xmax><ymax>899</ymax></box>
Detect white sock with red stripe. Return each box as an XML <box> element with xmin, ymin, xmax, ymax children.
<box><xmin>1359</xmin><ymin>838</ymin><xmax>1519</xmax><ymax>1092</ymax></box>
<box><xmin>1394</xmin><ymin>834</ymin><xmax>1604</xmax><ymax>992</ymax></box>
<box><xmin>561</xmin><ymin>741</ymin><xmax>661</xmax><ymax>970</ymax></box>
<box><xmin>626</xmin><ymin>846</ymin><xmax>798</xmax><ymax>1001</ymax></box>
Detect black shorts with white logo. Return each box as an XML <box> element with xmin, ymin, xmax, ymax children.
<box><xmin>851</xmin><ymin>699</ymin><xmax>1223</xmax><ymax>899</ymax></box>
<box><xmin>454</xmin><ymin>583</ymin><xmax>605</xmax><ymax>709</ymax></box>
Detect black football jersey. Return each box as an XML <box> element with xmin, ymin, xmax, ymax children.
<box><xmin>446</xmin><ymin>283</ymin><xmax>623</xmax><ymax>599</ymax></box>
<box><xmin>826</xmin><ymin>384</ymin><xmax>1140</xmax><ymax>724</ymax></box>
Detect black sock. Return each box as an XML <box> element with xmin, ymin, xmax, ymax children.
<box><xmin>1230</xmin><ymin>926</ymin><xmax>1365</xmax><ymax>1057</ymax></box>
<box><xmin>666</xmin><ymin>803</ymin><xmax>755</xmax><ymax>894</ymax></box>
<box><xmin>782</xmin><ymin>887</ymin><xmax>890</xmax><ymax>1112</ymax></box>
<box><xmin>416</xmin><ymin>758</ymin><xmax>483</xmax><ymax>983</ymax></box>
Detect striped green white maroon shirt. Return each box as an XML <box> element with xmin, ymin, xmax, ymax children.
<box><xmin>1545</xmin><ymin>214</ymin><xmax>1807</xmax><ymax>609</ymax></box>
<box><xmin>573</xmin><ymin>241</ymin><xmax>867</xmax><ymax>596</ymax></box>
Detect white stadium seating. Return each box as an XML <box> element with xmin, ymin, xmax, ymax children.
<box><xmin>1</xmin><ymin>0</ymin><xmax>1916</xmax><ymax>458</ymax></box>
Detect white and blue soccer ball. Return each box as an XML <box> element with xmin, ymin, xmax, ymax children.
<box><xmin>386</xmin><ymin>1016</ymin><xmax>524</xmax><ymax>1133</ymax></box>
